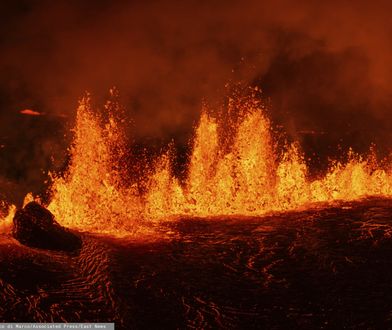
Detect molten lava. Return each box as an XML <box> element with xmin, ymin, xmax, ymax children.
<box><xmin>20</xmin><ymin>109</ymin><xmax>42</xmax><ymax>116</ymax></box>
<box><xmin>48</xmin><ymin>94</ymin><xmax>143</xmax><ymax>235</ymax></box>
<box><xmin>3</xmin><ymin>90</ymin><xmax>392</xmax><ymax>235</ymax></box>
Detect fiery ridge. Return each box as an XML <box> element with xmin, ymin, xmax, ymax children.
<box><xmin>4</xmin><ymin>91</ymin><xmax>392</xmax><ymax>236</ymax></box>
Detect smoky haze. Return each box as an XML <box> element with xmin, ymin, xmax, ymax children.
<box><xmin>0</xmin><ymin>0</ymin><xmax>391</xmax><ymax>201</ymax></box>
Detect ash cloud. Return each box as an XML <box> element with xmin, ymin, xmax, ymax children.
<box><xmin>0</xmin><ymin>0</ymin><xmax>392</xmax><ymax>197</ymax></box>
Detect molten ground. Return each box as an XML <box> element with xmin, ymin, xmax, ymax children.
<box><xmin>1</xmin><ymin>198</ymin><xmax>392</xmax><ymax>328</ymax></box>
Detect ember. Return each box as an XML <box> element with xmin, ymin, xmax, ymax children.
<box><xmin>20</xmin><ymin>109</ymin><xmax>42</xmax><ymax>116</ymax></box>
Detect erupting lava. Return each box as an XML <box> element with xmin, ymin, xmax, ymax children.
<box><xmin>4</xmin><ymin>89</ymin><xmax>392</xmax><ymax>235</ymax></box>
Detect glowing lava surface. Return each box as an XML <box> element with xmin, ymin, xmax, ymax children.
<box><xmin>39</xmin><ymin>91</ymin><xmax>392</xmax><ymax>235</ymax></box>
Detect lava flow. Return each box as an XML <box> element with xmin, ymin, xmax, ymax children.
<box><xmin>19</xmin><ymin>90</ymin><xmax>390</xmax><ymax>236</ymax></box>
<box><xmin>2</xmin><ymin>90</ymin><xmax>392</xmax><ymax>328</ymax></box>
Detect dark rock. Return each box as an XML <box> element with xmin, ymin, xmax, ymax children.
<box><xmin>12</xmin><ymin>202</ymin><xmax>81</xmax><ymax>252</ymax></box>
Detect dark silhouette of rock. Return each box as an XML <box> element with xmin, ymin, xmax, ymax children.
<box><xmin>12</xmin><ymin>202</ymin><xmax>81</xmax><ymax>251</ymax></box>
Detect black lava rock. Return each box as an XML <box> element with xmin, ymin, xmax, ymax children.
<box><xmin>12</xmin><ymin>202</ymin><xmax>81</xmax><ymax>252</ymax></box>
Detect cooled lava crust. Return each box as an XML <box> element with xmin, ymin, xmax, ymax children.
<box><xmin>1</xmin><ymin>197</ymin><xmax>392</xmax><ymax>329</ymax></box>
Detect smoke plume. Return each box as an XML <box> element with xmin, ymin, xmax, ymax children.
<box><xmin>0</xmin><ymin>0</ymin><xmax>391</xmax><ymax>199</ymax></box>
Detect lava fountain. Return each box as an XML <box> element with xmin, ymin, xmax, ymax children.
<box><xmin>11</xmin><ymin>88</ymin><xmax>388</xmax><ymax>235</ymax></box>
<box><xmin>48</xmin><ymin>92</ymin><xmax>143</xmax><ymax>235</ymax></box>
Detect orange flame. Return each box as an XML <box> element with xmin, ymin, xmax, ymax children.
<box><xmin>0</xmin><ymin>202</ymin><xmax>16</xmax><ymax>234</ymax></box>
<box><xmin>43</xmin><ymin>92</ymin><xmax>392</xmax><ymax>235</ymax></box>
<box><xmin>48</xmin><ymin>94</ymin><xmax>143</xmax><ymax>236</ymax></box>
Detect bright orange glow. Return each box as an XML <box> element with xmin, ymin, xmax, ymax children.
<box><xmin>0</xmin><ymin>202</ymin><xmax>16</xmax><ymax>234</ymax></box>
<box><xmin>48</xmin><ymin>93</ymin><xmax>143</xmax><ymax>236</ymax></box>
<box><xmin>41</xmin><ymin>92</ymin><xmax>392</xmax><ymax>235</ymax></box>
<box><xmin>20</xmin><ymin>109</ymin><xmax>42</xmax><ymax>116</ymax></box>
